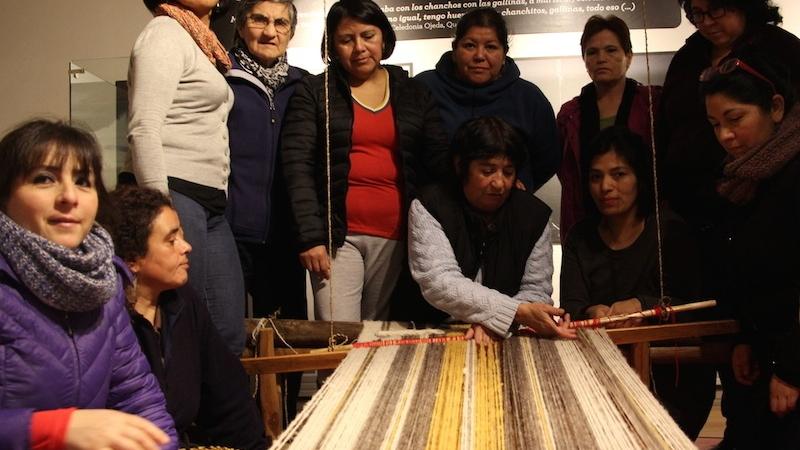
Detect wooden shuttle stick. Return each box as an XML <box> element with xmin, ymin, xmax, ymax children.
<box><xmin>568</xmin><ymin>300</ymin><xmax>717</xmax><ymax>329</ymax></box>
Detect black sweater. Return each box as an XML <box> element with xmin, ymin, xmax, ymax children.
<box><xmin>717</xmin><ymin>155</ymin><xmax>800</xmax><ymax>387</ymax></box>
<box><xmin>129</xmin><ymin>288</ymin><xmax>265</xmax><ymax>450</ymax></box>
<box><xmin>560</xmin><ymin>211</ymin><xmax>701</xmax><ymax>320</ymax></box>
<box><xmin>280</xmin><ymin>64</ymin><xmax>449</xmax><ymax>251</ymax></box>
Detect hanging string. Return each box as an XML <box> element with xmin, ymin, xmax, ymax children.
<box><xmin>640</xmin><ymin>0</ymin><xmax>666</xmax><ymax>304</ymax></box>
<box><xmin>321</xmin><ymin>0</ymin><xmax>337</xmax><ymax>351</ymax></box>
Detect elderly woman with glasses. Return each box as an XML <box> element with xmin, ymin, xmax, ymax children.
<box><xmin>658</xmin><ymin>0</ymin><xmax>800</xmax><ymax>317</ymax></box>
<box><xmin>226</xmin><ymin>0</ymin><xmax>308</xmax><ymax>320</ymax></box>
<box><xmin>702</xmin><ymin>55</ymin><xmax>800</xmax><ymax>448</ymax></box>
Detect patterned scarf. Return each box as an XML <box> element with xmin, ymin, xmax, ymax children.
<box><xmin>232</xmin><ymin>46</ymin><xmax>289</xmax><ymax>108</ymax></box>
<box><xmin>0</xmin><ymin>212</ymin><xmax>118</xmax><ymax>312</ymax></box>
<box><xmin>155</xmin><ymin>2</ymin><xmax>232</xmax><ymax>73</ymax></box>
<box><xmin>717</xmin><ymin>105</ymin><xmax>800</xmax><ymax>205</ymax></box>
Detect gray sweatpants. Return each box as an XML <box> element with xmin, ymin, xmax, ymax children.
<box><xmin>311</xmin><ymin>234</ymin><xmax>404</xmax><ymax>322</ymax></box>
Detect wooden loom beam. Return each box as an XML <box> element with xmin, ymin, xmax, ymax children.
<box><xmin>241</xmin><ymin>319</ymin><xmax>739</xmax><ymax>377</ymax></box>
<box><xmin>606</xmin><ymin>320</ymin><xmax>739</xmax><ymax>344</ymax></box>
<box><xmin>607</xmin><ymin>320</ymin><xmax>739</xmax><ymax>384</ymax></box>
<box><xmin>242</xmin><ymin>350</ymin><xmax>349</xmax><ymax>375</ymax></box>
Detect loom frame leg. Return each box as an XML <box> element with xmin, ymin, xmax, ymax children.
<box><xmin>625</xmin><ymin>342</ymin><xmax>651</xmax><ymax>386</ymax></box>
<box><xmin>258</xmin><ymin>327</ymin><xmax>283</xmax><ymax>441</ymax></box>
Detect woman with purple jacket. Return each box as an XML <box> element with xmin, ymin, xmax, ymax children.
<box><xmin>0</xmin><ymin>120</ymin><xmax>176</xmax><ymax>450</ymax></box>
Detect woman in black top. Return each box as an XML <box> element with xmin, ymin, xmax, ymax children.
<box><xmin>560</xmin><ymin>126</ymin><xmax>714</xmax><ymax>439</ymax></box>
<box><xmin>702</xmin><ymin>55</ymin><xmax>800</xmax><ymax>448</ymax></box>
<box><xmin>105</xmin><ymin>186</ymin><xmax>265</xmax><ymax>450</ymax></box>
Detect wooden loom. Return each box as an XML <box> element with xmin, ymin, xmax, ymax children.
<box><xmin>242</xmin><ymin>318</ymin><xmax>738</xmax><ymax>444</ymax></box>
<box><xmin>236</xmin><ymin>0</ymin><xmax>738</xmax><ymax>444</ymax></box>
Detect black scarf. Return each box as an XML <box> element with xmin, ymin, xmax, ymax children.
<box><xmin>578</xmin><ymin>78</ymin><xmax>639</xmax><ymax>178</ymax></box>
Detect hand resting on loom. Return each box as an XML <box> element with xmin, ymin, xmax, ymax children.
<box><xmin>409</xmin><ymin>117</ymin><xmax>576</xmax><ymax>344</ymax></box>
<box><xmin>585</xmin><ymin>298</ymin><xmax>643</xmax><ymax>329</ymax></box>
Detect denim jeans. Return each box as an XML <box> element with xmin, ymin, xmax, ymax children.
<box><xmin>170</xmin><ymin>190</ymin><xmax>245</xmax><ymax>354</ymax></box>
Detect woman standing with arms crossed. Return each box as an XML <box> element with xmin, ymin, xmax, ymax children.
<box><xmin>281</xmin><ymin>0</ymin><xmax>448</xmax><ymax>323</ymax></box>
<box><xmin>128</xmin><ymin>0</ymin><xmax>245</xmax><ymax>353</ymax></box>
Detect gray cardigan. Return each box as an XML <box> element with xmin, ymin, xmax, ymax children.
<box><xmin>408</xmin><ymin>199</ymin><xmax>554</xmax><ymax>336</ymax></box>
<box><xmin>128</xmin><ymin>16</ymin><xmax>233</xmax><ymax>194</ymax></box>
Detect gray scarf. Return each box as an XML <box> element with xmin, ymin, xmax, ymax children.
<box><xmin>0</xmin><ymin>211</ymin><xmax>118</xmax><ymax>312</ymax></box>
<box><xmin>233</xmin><ymin>45</ymin><xmax>289</xmax><ymax>108</ymax></box>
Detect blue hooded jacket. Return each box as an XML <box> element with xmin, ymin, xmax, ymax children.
<box><xmin>416</xmin><ymin>52</ymin><xmax>560</xmax><ymax>192</ymax></box>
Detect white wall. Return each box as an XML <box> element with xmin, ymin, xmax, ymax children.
<box><xmin>0</xmin><ymin>1</ymin><xmax>151</xmax><ymax>134</ymax></box>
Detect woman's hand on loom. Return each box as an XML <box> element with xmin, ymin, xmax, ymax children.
<box><xmin>64</xmin><ymin>409</ymin><xmax>169</xmax><ymax>450</ymax></box>
<box><xmin>770</xmin><ymin>375</ymin><xmax>799</xmax><ymax>417</ymax></box>
<box><xmin>515</xmin><ymin>303</ymin><xmax>577</xmax><ymax>339</ymax></box>
<box><xmin>607</xmin><ymin>298</ymin><xmax>643</xmax><ymax>329</ymax></box>
<box><xmin>299</xmin><ymin>245</ymin><xmax>331</xmax><ymax>279</ymax></box>
<box><xmin>731</xmin><ymin>344</ymin><xmax>760</xmax><ymax>386</ymax></box>
<box><xmin>465</xmin><ymin>323</ymin><xmax>500</xmax><ymax>346</ymax></box>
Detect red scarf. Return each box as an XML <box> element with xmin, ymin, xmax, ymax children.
<box><xmin>155</xmin><ymin>2</ymin><xmax>231</xmax><ymax>73</ymax></box>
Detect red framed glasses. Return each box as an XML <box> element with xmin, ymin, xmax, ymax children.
<box><xmin>699</xmin><ymin>58</ymin><xmax>777</xmax><ymax>94</ymax></box>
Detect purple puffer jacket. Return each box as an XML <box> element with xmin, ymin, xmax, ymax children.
<box><xmin>0</xmin><ymin>254</ymin><xmax>178</xmax><ymax>450</ymax></box>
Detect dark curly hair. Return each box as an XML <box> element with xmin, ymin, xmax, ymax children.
<box><xmin>104</xmin><ymin>186</ymin><xmax>173</xmax><ymax>263</ymax></box>
<box><xmin>679</xmin><ymin>0</ymin><xmax>782</xmax><ymax>27</ymax></box>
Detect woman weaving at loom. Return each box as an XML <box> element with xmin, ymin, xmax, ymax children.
<box><xmin>559</xmin><ymin>126</ymin><xmax>715</xmax><ymax>439</ymax></box>
<box><xmin>702</xmin><ymin>55</ymin><xmax>800</xmax><ymax>448</ymax></box>
<box><xmin>408</xmin><ymin>116</ymin><xmax>574</xmax><ymax>344</ymax></box>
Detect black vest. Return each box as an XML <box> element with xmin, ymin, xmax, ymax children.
<box><xmin>417</xmin><ymin>184</ymin><xmax>551</xmax><ymax>297</ymax></box>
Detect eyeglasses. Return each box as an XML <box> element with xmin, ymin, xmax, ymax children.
<box><xmin>686</xmin><ymin>7</ymin><xmax>727</xmax><ymax>25</ymax></box>
<box><xmin>699</xmin><ymin>58</ymin><xmax>777</xmax><ymax>94</ymax></box>
<box><xmin>245</xmin><ymin>13</ymin><xmax>291</xmax><ymax>35</ymax></box>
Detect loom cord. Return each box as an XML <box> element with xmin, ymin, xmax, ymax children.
<box><xmin>639</xmin><ymin>0</ymin><xmax>667</xmax><ymax>307</ymax></box>
<box><xmin>535</xmin><ymin>339</ymin><xmax>594</xmax><ymax>450</ymax></box>
<box><xmin>272</xmin><ymin>331</ymin><xmax>696</xmax><ymax>450</ymax></box>
<box><xmin>380</xmin><ymin>343</ymin><xmax>429</xmax><ymax>449</ymax></box>
<box><xmin>426</xmin><ymin>340</ymin><xmax>467</xmax><ymax>449</ymax></box>
<box><xmin>324</xmin><ymin>346</ymin><xmax>399</xmax><ymax>449</ymax></box>
<box><xmin>399</xmin><ymin>343</ymin><xmax>445</xmax><ymax>450</ymax></box>
<box><xmin>320</xmin><ymin>0</ymin><xmax>337</xmax><ymax>352</ymax></box>
<box><xmin>354</xmin><ymin>345</ymin><xmax>415</xmax><ymax>448</ymax></box>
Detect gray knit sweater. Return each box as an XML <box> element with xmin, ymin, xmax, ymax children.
<box><xmin>408</xmin><ymin>199</ymin><xmax>554</xmax><ymax>336</ymax></box>
<box><xmin>128</xmin><ymin>16</ymin><xmax>233</xmax><ymax>194</ymax></box>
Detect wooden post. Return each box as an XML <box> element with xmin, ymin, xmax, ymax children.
<box><xmin>258</xmin><ymin>327</ymin><xmax>283</xmax><ymax>440</ymax></box>
<box><xmin>625</xmin><ymin>342</ymin><xmax>651</xmax><ymax>386</ymax></box>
